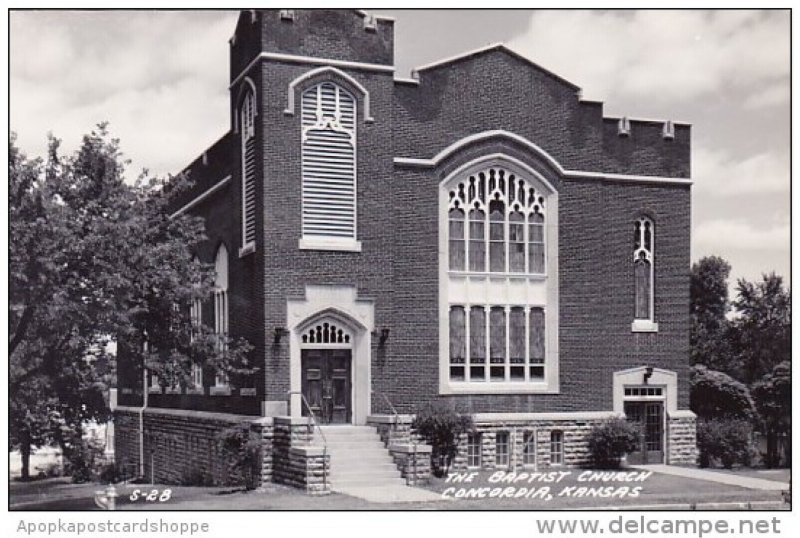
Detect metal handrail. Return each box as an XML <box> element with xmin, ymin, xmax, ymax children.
<box><xmin>287</xmin><ymin>391</ymin><xmax>328</xmax><ymax>490</ymax></box>
<box><xmin>287</xmin><ymin>391</ymin><xmax>328</xmax><ymax>447</ymax></box>
<box><xmin>376</xmin><ymin>392</ymin><xmax>400</xmax><ymax>433</ymax></box>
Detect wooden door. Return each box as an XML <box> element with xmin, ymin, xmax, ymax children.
<box><xmin>301</xmin><ymin>349</ymin><xmax>352</xmax><ymax>424</ymax></box>
<box><xmin>624</xmin><ymin>401</ymin><xmax>664</xmax><ymax>464</ymax></box>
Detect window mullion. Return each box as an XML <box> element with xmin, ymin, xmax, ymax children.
<box><xmin>484</xmin><ymin>305</ymin><xmax>490</xmax><ymax>382</ymax></box>
<box><xmin>505</xmin><ymin>305</ymin><xmax>511</xmax><ymax>382</ymax></box>
<box><xmin>465</xmin><ymin>303</ymin><xmax>471</xmax><ymax>382</ymax></box>
<box><xmin>525</xmin><ymin>306</ymin><xmax>530</xmax><ymax>382</ymax></box>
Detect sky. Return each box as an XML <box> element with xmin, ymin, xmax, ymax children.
<box><xmin>9</xmin><ymin>9</ymin><xmax>791</xmax><ymax>293</ymax></box>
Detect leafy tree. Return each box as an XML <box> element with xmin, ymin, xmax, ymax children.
<box><xmin>690</xmin><ymin>256</ymin><xmax>734</xmax><ymax>373</ymax></box>
<box><xmin>690</xmin><ymin>365</ymin><xmax>755</xmax><ymax>420</ymax></box>
<box><xmin>751</xmin><ymin>361</ymin><xmax>791</xmax><ymax>468</ymax></box>
<box><xmin>729</xmin><ymin>273</ymin><xmax>791</xmax><ymax>384</ymax></box>
<box><xmin>9</xmin><ymin>126</ymin><xmax>253</xmax><ymax>480</ymax></box>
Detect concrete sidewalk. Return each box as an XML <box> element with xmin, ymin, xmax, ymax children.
<box><xmin>635</xmin><ymin>464</ymin><xmax>790</xmax><ymax>491</ymax></box>
<box><xmin>334</xmin><ymin>484</ymin><xmax>447</xmax><ymax>503</ymax></box>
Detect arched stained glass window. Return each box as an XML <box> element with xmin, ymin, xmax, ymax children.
<box><xmin>634</xmin><ymin>218</ymin><xmax>654</xmax><ymax>321</ymax></box>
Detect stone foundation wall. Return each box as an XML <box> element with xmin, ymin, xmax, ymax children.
<box><xmin>666</xmin><ymin>411</ymin><xmax>698</xmax><ymax>465</ymax></box>
<box><xmin>389</xmin><ymin>443</ymin><xmax>432</xmax><ymax>485</ymax></box>
<box><xmin>450</xmin><ymin>415</ymin><xmax>618</xmax><ymax>470</ymax></box>
<box><xmin>271</xmin><ymin>417</ymin><xmax>331</xmax><ymax>495</ymax></box>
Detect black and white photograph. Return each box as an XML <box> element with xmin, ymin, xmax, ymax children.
<box><xmin>6</xmin><ymin>4</ymin><xmax>792</xmax><ymax>531</ymax></box>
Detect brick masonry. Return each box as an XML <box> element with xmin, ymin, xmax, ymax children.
<box><xmin>114</xmin><ymin>407</ymin><xmax>273</xmax><ymax>487</ymax></box>
<box><xmin>115</xmin><ymin>9</ymin><xmax>697</xmax><ymax>477</ymax></box>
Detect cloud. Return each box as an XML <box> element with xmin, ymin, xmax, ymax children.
<box><xmin>694</xmin><ymin>218</ymin><xmax>789</xmax><ymax>252</ymax></box>
<box><xmin>692</xmin><ymin>146</ymin><xmax>789</xmax><ymax>196</ymax></box>
<box><xmin>10</xmin><ymin>11</ymin><xmax>239</xmax><ymax>178</ymax></box>
<box><xmin>508</xmin><ymin>10</ymin><xmax>789</xmax><ymax>108</ymax></box>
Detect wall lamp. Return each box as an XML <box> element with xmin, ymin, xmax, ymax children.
<box><xmin>378</xmin><ymin>328</ymin><xmax>390</xmax><ymax>347</ymax></box>
<box><xmin>273</xmin><ymin>327</ymin><xmax>289</xmax><ymax>344</ymax></box>
<box><xmin>643</xmin><ymin>366</ymin><xmax>654</xmax><ymax>385</ymax></box>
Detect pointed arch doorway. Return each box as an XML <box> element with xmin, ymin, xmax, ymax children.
<box><xmin>287</xmin><ymin>285</ymin><xmax>375</xmax><ymax>425</ymax></box>
<box><xmin>299</xmin><ymin>320</ymin><xmax>353</xmax><ymax>424</ymax></box>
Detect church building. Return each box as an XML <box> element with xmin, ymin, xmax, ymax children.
<box><xmin>115</xmin><ymin>9</ymin><xmax>697</xmax><ymax>489</ymax></box>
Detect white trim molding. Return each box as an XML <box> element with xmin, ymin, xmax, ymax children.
<box><xmin>394</xmin><ymin>130</ymin><xmax>693</xmax><ymax>186</ymax></box>
<box><xmin>169</xmin><ymin>175</ymin><xmax>232</xmax><ymax>219</ymax></box>
<box><xmin>472</xmin><ymin>411</ymin><xmax>620</xmax><ymax>423</ymax></box>
<box><xmin>438</xmin><ymin>154</ymin><xmax>559</xmax><ymax>396</ymax></box>
<box><xmin>613</xmin><ymin>366</ymin><xmax>678</xmax><ymax>415</ymax></box>
<box><xmin>284</xmin><ymin>65</ymin><xmax>374</xmax><ymax>122</ymax></box>
<box><xmin>287</xmin><ymin>286</ymin><xmax>375</xmax><ymax>425</ymax></box>
<box><xmin>631</xmin><ymin>319</ymin><xmax>659</xmax><ymax>333</ymax></box>
<box><xmin>298</xmin><ymin>237</ymin><xmax>362</xmax><ymax>252</ymax></box>
<box><xmin>231</xmin><ymin>51</ymin><xmax>394</xmax><ymax>89</ymax></box>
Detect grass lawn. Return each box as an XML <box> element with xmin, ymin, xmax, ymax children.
<box><xmin>703</xmin><ymin>467</ymin><xmax>790</xmax><ymax>484</ymax></box>
<box><xmin>11</xmin><ymin>469</ymin><xmax>788</xmax><ymax>511</ymax></box>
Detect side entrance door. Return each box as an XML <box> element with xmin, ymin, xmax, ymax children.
<box><xmin>301</xmin><ymin>349</ymin><xmax>352</xmax><ymax>424</ymax></box>
<box><xmin>624</xmin><ymin>401</ymin><xmax>664</xmax><ymax>464</ymax></box>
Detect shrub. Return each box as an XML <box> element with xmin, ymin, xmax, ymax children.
<box><xmin>217</xmin><ymin>424</ymin><xmax>262</xmax><ymax>490</ymax></box>
<box><xmin>587</xmin><ymin>418</ymin><xmax>640</xmax><ymax>469</ymax></box>
<box><xmin>696</xmin><ymin>418</ymin><xmax>753</xmax><ymax>469</ymax></box>
<box><xmin>412</xmin><ymin>401</ymin><xmax>473</xmax><ymax>477</ymax></box>
<box><xmin>690</xmin><ymin>365</ymin><xmax>755</xmax><ymax>420</ymax></box>
<box><xmin>62</xmin><ymin>437</ymin><xmax>106</xmax><ymax>483</ymax></box>
<box><xmin>179</xmin><ymin>467</ymin><xmax>215</xmax><ymax>487</ymax></box>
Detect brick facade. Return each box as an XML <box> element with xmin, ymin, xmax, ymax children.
<box><xmin>115</xmin><ymin>9</ymin><xmax>697</xmax><ymax>485</ymax></box>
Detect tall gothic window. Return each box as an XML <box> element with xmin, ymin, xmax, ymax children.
<box><xmin>240</xmin><ymin>87</ymin><xmax>257</xmax><ymax>252</ymax></box>
<box><xmin>446</xmin><ymin>164</ymin><xmax>551</xmax><ymax>385</ymax></box>
<box><xmin>301</xmin><ymin>82</ymin><xmax>357</xmax><ymax>242</ymax></box>
<box><xmin>214</xmin><ymin>244</ymin><xmax>229</xmax><ymax>387</ymax></box>
<box><xmin>634</xmin><ymin>217</ymin><xmax>654</xmax><ymax>321</ymax></box>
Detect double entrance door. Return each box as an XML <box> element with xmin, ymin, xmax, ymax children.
<box><xmin>624</xmin><ymin>401</ymin><xmax>664</xmax><ymax>464</ymax></box>
<box><xmin>301</xmin><ymin>348</ymin><xmax>352</xmax><ymax>424</ymax></box>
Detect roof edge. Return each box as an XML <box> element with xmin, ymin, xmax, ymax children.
<box><xmin>411</xmin><ymin>43</ymin><xmax>581</xmax><ymax>92</ymax></box>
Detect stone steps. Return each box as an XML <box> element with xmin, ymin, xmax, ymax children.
<box><xmin>315</xmin><ymin>425</ymin><xmax>405</xmax><ymax>489</ymax></box>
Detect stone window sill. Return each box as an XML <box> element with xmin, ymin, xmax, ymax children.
<box><xmin>210</xmin><ymin>386</ymin><xmax>231</xmax><ymax>396</ymax></box>
<box><xmin>238</xmin><ymin>241</ymin><xmax>256</xmax><ymax>258</ymax></box>
<box><xmin>147</xmin><ymin>387</ymin><xmax>162</xmax><ymax>394</ymax></box>
<box><xmin>298</xmin><ymin>237</ymin><xmax>362</xmax><ymax>252</ymax></box>
<box><xmin>631</xmin><ymin>319</ymin><xmax>659</xmax><ymax>333</ymax></box>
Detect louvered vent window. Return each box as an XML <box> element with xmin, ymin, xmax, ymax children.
<box><xmin>301</xmin><ymin>82</ymin><xmax>357</xmax><ymax>241</ymax></box>
<box><xmin>240</xmin><ymin>89</ymin><xmax>257</xmax><ymax>251</ymax></box>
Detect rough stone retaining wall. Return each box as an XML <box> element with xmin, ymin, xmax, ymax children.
<box><xmin>666</xmin><ymin>412</ymin><xmax>698</xmax><ymax>465</ymax></box>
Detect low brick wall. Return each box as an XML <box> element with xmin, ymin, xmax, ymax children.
<box><xmin>666</xmin><ymin>411</ymin><xmax>698</xmax><ymax>465</ymax></box>
<box><xmin>114</xmin><ymin>407</ymin><xmax>273</xmax><ymax>487</ymax></box>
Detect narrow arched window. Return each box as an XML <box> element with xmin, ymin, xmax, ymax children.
<box><xmin>301</xmin><ymin>82</ymin><xmax>357</xmax><ymax>242</ymax></box>
<box><xmin>634</xmin><ymin>218</ymin><xmax>654</xmax><ymax>321</ymax></box>
<box><xmin>489</xmin><ymin>200</ymin><xmax>505</xmax><ymax>272</ymax></box>
<box><xmin>240</xmin><ymin>88</ymin><xmax>257</xmax><ymax>252</ymax></box>
<box><xmin>468</xmin><ymin>208</ymin><xmax>486</xmax><ymax>272</ymax></box>
<box><xmin>214</xmin><ymin>244</ymin><xmax>229</xmax><ymax>387</ymax></box>
<box><xmin>189</xmin><ymin>256</ymin><xmax>203</xmax><ymax>389</ymax></box>
<box><xmin>448</xmin><ymin>208</ymin><xmax>465</xmax><ymax>271</ymax></box>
